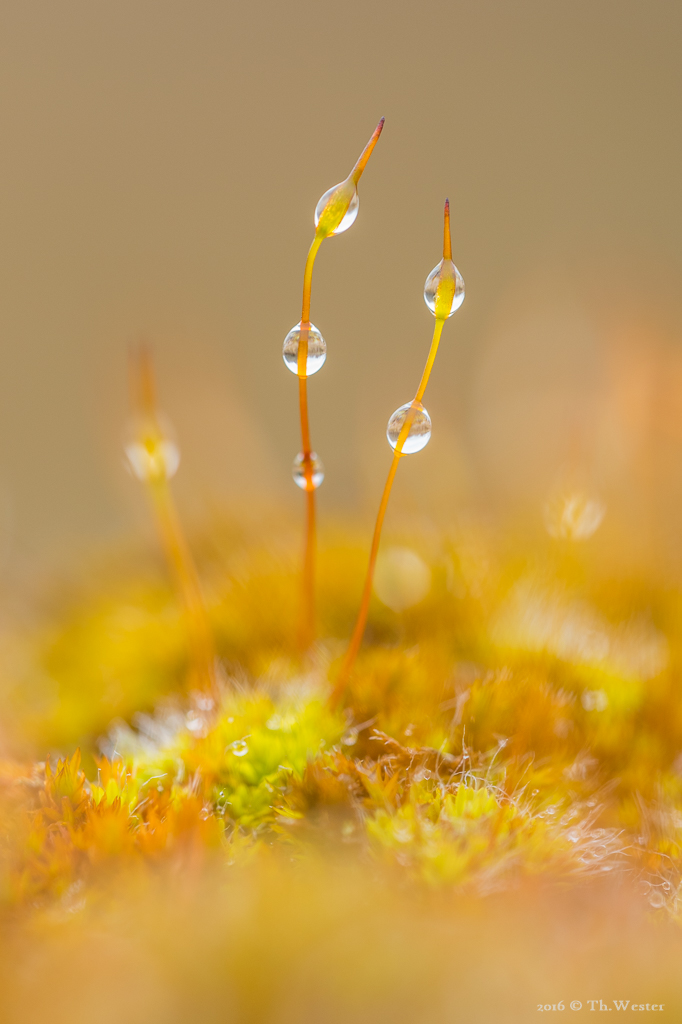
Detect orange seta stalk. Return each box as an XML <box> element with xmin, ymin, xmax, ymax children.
<box><xmin>296</xmin><ymin>117</ymin><xmax>385</xmax><ymax>651</ymax></box>
<box><xmin>130</xmin><ymin>346</ymin><xmax>217</xmax><ymax>696</ymax></box>
<box><xmin>330</xmin><ymin>200</ymin><xmax>452</xmax><ymax>706</ymax></box>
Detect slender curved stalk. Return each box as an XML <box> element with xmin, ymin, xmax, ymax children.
<box><xmin>296</xmin><ymin>237</ymin><xmax>323</xmax><ymax>650</ymax></box>
<box><xmin>330</xmin><ymin>321</ymin><xmax>444</xmax><ymax>705</ymax></box>
<box><xmin>131</xmin><ymin>347</ymin><xmax>217</xmax><ymax>695</ymax></box>
<box><xmin>331</xmin><ymin>199</ymin><xmax>454</xmax><ymax>705</ymax></box>
<box><xmin>294</xmin><ymin>119</ymin><xmax>385</xmax><ymax>651</ymax></box>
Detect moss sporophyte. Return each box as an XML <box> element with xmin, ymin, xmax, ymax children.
<box><xmin>331</xmin><ymin>198</ymin><xmax>465</xmax><ymax>704</ymax></box>
<box><xmin>283</xmin><ymin>117</ymin><xmax>385</xmax><ymax>652</ymax></box>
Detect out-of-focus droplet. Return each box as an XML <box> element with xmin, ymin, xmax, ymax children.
<box><xmin>314</xmin><ymin>182</ymin><xmax>359</xmax><ymax>236</ymax></box>
<box><xmin>374</xmin><ymin>546</ymin><xmax>432</xmax><ymax>612</ymax></box>
<box><xmin>649</xmin><ymin>889</ymin><xmax>666</xmax><ymax>909</ymax></box>
<box><xmin>292</xmin><ymin>451</ymin><xmax>324</xmax><ymax>490</ymax></box>
<box><xmin>124</xmin><ymin>416</ymin><xmax>180</xmax><ymax>482</ymax></box>
<box><xmin>424</xmin><ymin>259</ymin><xmax>465</xmax><ymax>318</ymax></box>
<box><xmin>393</xmin><ymin>821</ymin><xmax>413</xmax><ymax>844</ymax></box>
<box><xmin>544</xmin><ymin>489</ymin><xmax>606</xmax><ymax>541</ymax></box>
<box><xmin>581</xmin><ymin>689</ymin><xmax>608</xmax><ymax>712</ymax></box>
<box><xmin>229</xmin><ymin>739</ymin><xmax>249</xmax><ymax>757</ymax></box>
<box><xmin>387</xmin><ymin>402</ymin><xmax>432</xmax><ymax>454</ymax></box>
<box><xmin>282</xmin><ymin>321</ymin><xmax>326</xmax><ymax>376</ymax></box>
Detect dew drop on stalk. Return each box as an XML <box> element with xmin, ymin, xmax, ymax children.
<box><xmin>314</xmin><ymin>184</ymin><xmax>359</xmax><ymax>235</ymax></box>
<box><xmin>292</xmin><ymin>451</ymin><xmax>325</xmax><ymax>490</ymax></box>
<box><xmin>424</xmin><ymin>260</ymin><xmax>465</xmax><ymax>317</ymax></box>
<box><xmin>124</xmin><ymin>416</ymin><xmax>180</xmax><ymax>481</ymax></box>
<box><xmin>282</xmin><ymin>322</ymin><xmax>326</xmax><ymax>376</ymax></box>
<box><xmin>387</xmin><ymin>402</ymin><xmax>432</xmax><ymax>454</ymax></box>
<box><xmin>229</xmin><ymin>739</ymin><xmax>249</xmax><ymax>757</ymax></box>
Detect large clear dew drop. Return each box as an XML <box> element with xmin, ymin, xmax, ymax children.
<box><xmin>124</xmin><ymin>416</ymin><xmax>180</xmax><ymax>481</ymax></box>
<box><xmin>314</xmin><ymin>183</ymin><xmax>359</xmax><ymax>235</ymax></box>
<box><xmin>424</xmin><ymin>260</ymin><xmax>465</xmax><ymax>317</ymax></box>
<box><xmin>292</xmin><ymin>451</ymin><xmax>325</xmax><ymax>490</ymax></box>
<box><xmin>386</xmin><ymin>403</ymin><xmax>432</xmax><ymax>454</ymax></box>
<box><xmin>282</xmin><ymin>321</ymin><xmax>326</xmax><ymax>376</ymax></box>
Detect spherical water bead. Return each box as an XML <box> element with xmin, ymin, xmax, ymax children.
<box><xmin>124</xmin><ymin>416</ymin><xmax>180</xmax><ymax>482</ymax></box>
<box><xmin>292</xmin><ymin>451</ymin><xmax>324</xmax><ymax>490</ymax></box>
<box><xmin>229</xmin><ymin>739</ymin><xmax>249</xmax><ymax>757</ymax></box>
<box><xmin>314</xmin><ymin>182</ymin><xmax>359</xmax><ymax>236</ymax></box>
<box><xmin>282</xmin><ymin>322</ymin><xmax>326</xmax><ymax>376</ymax></box>
<box><xmin>386</xmin><ymin>402</ymin><xmax>432</xmax><ymax>454</ymax></box>
<box><xmin>424</xmin><ymin>259</ymin><xmax>465</xmax><ymax>318</ymax></box>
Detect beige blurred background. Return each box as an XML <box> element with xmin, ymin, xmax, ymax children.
<box><xmin>0</xmin><ymin>0</ymin><xmax>681</xmax><ymax>576</ymax></box>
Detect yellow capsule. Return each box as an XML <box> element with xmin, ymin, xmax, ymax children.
<box><xmin>423</xmin><ymin>200</ymin><xmax>465</xmax><ymax>318</ymax></box>
<box><xmin>313</xmin><ymin>117</ymin><xmax>384</xmax><ymax>240</ymax></box>
<box><xmin>124</xmin><ymin>414</ymin><xmax>180</xmax><ymax>482</ymax></box>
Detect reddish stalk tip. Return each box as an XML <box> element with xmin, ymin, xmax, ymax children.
<box><xmin>443</xmin><ymin>198</ymin><xmax>452</xmax><ymax>260</ymax></box>
<box><xmin>351</xmin><ymin>117</ymin><xmax>386</xmax><ymax>185</ymax></box>
<box><xmin>129</xmin><ymin>341</ymin><xmax>157</xmax><ymax>420</ymax></box>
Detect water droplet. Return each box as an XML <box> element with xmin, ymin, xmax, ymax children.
<box><xmin>186</xmin><ymin>711</ymin><xmax>205</xmax><ymax>734</ymax></box>
<box><xmin>581</xmin><ymin>689</ymin><xmax>609</xmax><ymax>712</ymax></box>
<box><xmin>413</xmin><ymin>767</ymin><xmax>432</xmax><ymax>782</ymax></box>
<box><xmin>282</xmin><ymin>321</ymin><xmax>327</xmax><ymax>376</ymax></box>
<box><xmin>424</xmin><ymin>259</ymin><xmax>465</xmax><ymax>318</ymax></box>
<box><xmin>374</xmin><ymin>547</ymin><xmax>431</xmax><ymax>612</ymax></box>
<box><xmin>341</xmin><ymin>730</ymin><xmax>358</xmax><ymax>747</ymax></box>
<box><xmin>229</xmin><ymin>739</ymin><xmax>249</xmax><ymax>757</ymax></box>
<box><xmin>314</xmin><ymin>182</ymin><xmax>359</xmax><ymax>236</ymax></box>
<box><xmin>544</xmin><ymin>489</ymin><xmax>606</xmax><ymax>541</ymax></box>
<box><xmin>387</xmin><ymin>402</ymin><xmax>432</xmax><ymax>454</ymax></box>
<box><xmin>292</xmin><ymin>451</ymin><xmax>324</xmax><ymax>490</ymax></box>
<box><xmin>649</xmin><ymin>889</ymin><xmax>666</xmax><ymax>909</ymax></box>
<box><xmin>124</xmin><ymin>416</ymin><xmax>180</xmax><ymax>482</ymax></box>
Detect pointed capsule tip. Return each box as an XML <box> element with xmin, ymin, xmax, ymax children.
<box><xmin>443</xmin><ymin>199</ymin><xmax>452</xmax><ymax>260</ymax></box>
<box><xmin>129</xmin><ymin>341</ymin><xmax>156</xmax><ymax>417</ymax></box>
<box><xmin>351</xmin><ymin>118</ymin><xmax>386</xmax><ymax>183</ymax></box>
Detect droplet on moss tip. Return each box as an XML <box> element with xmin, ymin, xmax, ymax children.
<box><xmin>314</xmin><ymin>182</ymin><xmax>359</xmax><ymax>236</ymax></box>
<box><xmin>424</xmin><ymin>259</ymin><xmax>465</xmax><ymax>318</ymax></box>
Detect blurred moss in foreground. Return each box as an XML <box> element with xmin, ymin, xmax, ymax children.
<box><xmin>0</xmin><ymin>523</ymin><xmax>681</xmax><ymax>1018</ymax></box>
